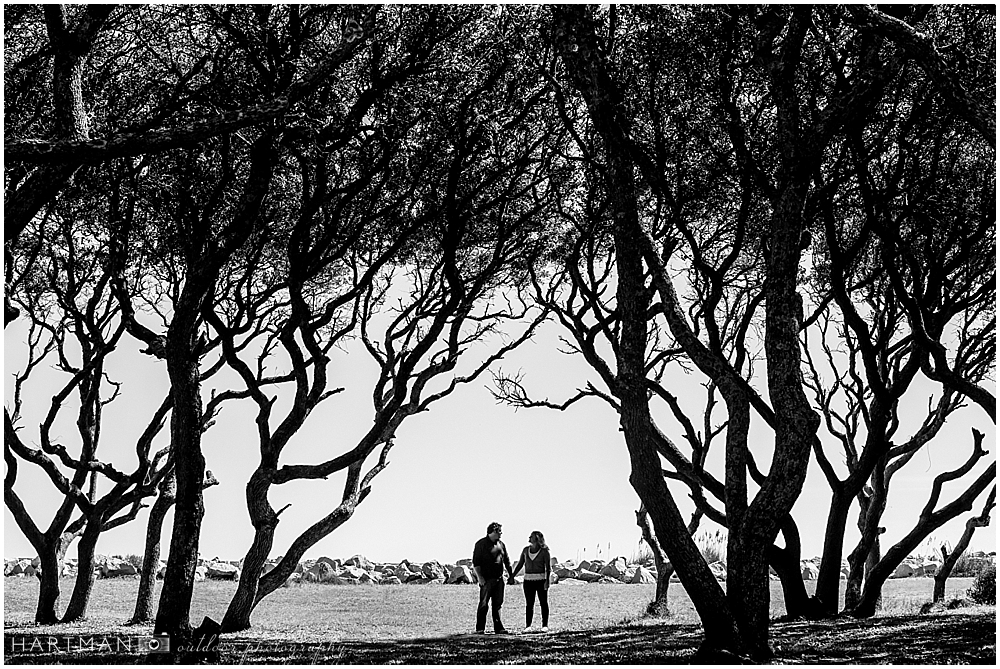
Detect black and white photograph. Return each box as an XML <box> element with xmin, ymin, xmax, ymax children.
<box><xmin>3</xmin><ymin>3</ymin><xmax>995</xmax><ymax>664</ymax></box>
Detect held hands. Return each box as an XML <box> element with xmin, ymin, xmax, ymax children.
<box><xmin>507</xmin><ymin>575</ymin><xmax>516</xmax><ymax>585</ymax></box>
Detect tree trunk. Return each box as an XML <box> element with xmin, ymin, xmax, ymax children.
<box><xmin>131</xmin><ymin>477</ymin><xmax>175</xmax><ymax>624</ymax></box>
<box><xmin>61</xmin><ymin>520</ymin><xmax>101</xmax><ymax>622</ymax></box>
<box><xmin>221</xmin><ymin>470</ymin><xmax>278</xmax><ymax>632</ymax></box>
<box><xmin>636</xmin><ymin>506</ymin><xmax>672</xmax><ymax>616</ymax></box>
<box><xmin>35</xmin><ymin>547</ymin><xmax>63</xmax><ymax>624</ymax></box>
<box><xmin>609</xmin><ymin>158</ymin><xmax>744</xmax><ymax>657</ymax></box>
<box><xmin>933</xmin><ymin>488</ymin><xmax>995</xmax><ymax>603</ymax></box>
<box><xmin>813</xmin><ymin>488</ymin><xmax>852</xmax><ymax>612</ymax></box>
<box><xmin>154</xmin><ymin>338</ymin><xmax>205</xmax><ymax>640</ymax></box>
<box><xmin>844</xmin><ymin>485</ymin><xmax>886</xmax><ymax>610</ymax></box>
<box><xmin>727</xmin><ymin>533</ymin><xmax>773</xmax><ymax>658</ymax></box>
<box><xmin>767</xmin><ymin>518</ymin><xmax>820</xmax><ymax>619</ymax></box>
<box><xmin>627</xmin><ymin>434</ymin><xmax>744</xmax><ymax>657</ymax></box>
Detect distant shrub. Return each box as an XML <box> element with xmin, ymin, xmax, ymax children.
<box><xmin>967</xmin><ymin>566</ymin><xmax>995</xmax><ymax>605</ymax></box>
<box><xmin>124</xmin><ymin>554</ymin><xmax>144</xmax><ymax>571</ymax></box>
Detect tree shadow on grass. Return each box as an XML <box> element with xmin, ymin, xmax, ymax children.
<box><xmin>4</xmin><ymin>611</ymin><xmax>994</xmax><ymax>664</ymax></box>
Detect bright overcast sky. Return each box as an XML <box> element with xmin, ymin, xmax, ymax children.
<box><xmin>5</xmin><ymin>314</ymin><xmax>996</xmax><ymax>567</ymax></box>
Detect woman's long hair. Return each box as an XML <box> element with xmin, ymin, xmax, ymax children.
<box><xmin>529</xmin><ymin>530</ymin><xmax>547</xmax><ymax>550</ymax></box>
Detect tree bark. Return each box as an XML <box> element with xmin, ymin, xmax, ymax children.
<box><xmin>607</xmin><ymin>100</ymin><xmax>744</xmax><ymax>659</ymax></box>
<box><xmin>933</xmin><ymin>487</ymin><xmax>994</xmax><ymax>603</ymax></box>
<box><xmin>154</xmin><ymin>324</ymin><xmax>205</xmax><ymax>640</ymax></box>
<box><xmin>221</xmin><ymin>471</ymin><xmax>278</xmax><ymax>632</ymax></box>
<box><xmin>131</xmin><ymin>475</ymin><xmax>176</xmax><ymax>624</ymax></box>
<box><xmin>60</xmin><ymin>520</ymin><xmax>101</xmax><ymax>622</ymax></box>
<box><xmin>767</xmin><ymin>518</ymin><xmax>820</xmax><ymax>619</ymax></box>
<box><xmin>636</xmin><ymin>507</ymin><xmax>672</xmax><ymax>615</ymax></box>
<box><xmin>813</xmin><ymin>488</ymin><xmax>853</xmax><ymax>613</ymax></box>
<box><xmin>35</xmin><ymin>549</ymin><xmax>63</xmax><ymax>624</ymax></box>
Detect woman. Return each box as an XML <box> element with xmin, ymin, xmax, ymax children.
<box><xmin>510</xmin><ymin>530</ymin><xmax>552</xmax><ymax>633</ymax></box>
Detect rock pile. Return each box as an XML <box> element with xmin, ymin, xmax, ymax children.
<box><xmin>7</xmin><ymin>551</ymin><xmax>995</xmax><ymax>586</ymax></box>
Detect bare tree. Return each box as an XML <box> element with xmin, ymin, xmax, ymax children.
<box><xmin>933</xmin><ymin>487</ymin><xmax>996</xmax><ymax>603</ymax></box>
<box><xmin>5</xmin><ymin>208</ymin><xmax>172</xmax><ymax>623</ymax></box>
<box><xmin>218</xmin><ymin>11</ymin><xmax>560</xmax><ymax>629</ymax></box>
<box><xmin>851</xmin><ymin>429</ymin><xmax>995</xmax><ymax>617</ymax></box>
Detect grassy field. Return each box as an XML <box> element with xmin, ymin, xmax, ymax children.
<box><xmin>3</xmin><ymin>575</ymin><xmax>980</xmax><ymax>639</ymax></box>
<box><xmin>4</xmin><ymin>576</ymin><xmax>992</xmax><ymax>663</ymax></box>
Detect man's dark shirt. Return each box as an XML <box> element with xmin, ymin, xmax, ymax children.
<box><xmin>473</xmin><ymin>535</ymin><xmax>512</xmax><ymax>580</ymax></box>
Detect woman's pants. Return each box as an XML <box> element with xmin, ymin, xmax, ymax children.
<box><xmin>523</xmin><ymin>580</ymin><xmax>548</xmax><ymax>627</ymax></box>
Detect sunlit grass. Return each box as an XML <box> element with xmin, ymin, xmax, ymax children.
<box><xmin>4</xmin><ymin>575</ymin><xmax>979</xmax><ymax>642</ymax></box>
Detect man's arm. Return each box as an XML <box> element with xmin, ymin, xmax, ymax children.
<box><xmin>503</xmin><ymin>542</ymin><xmax>515</xmax><ymax>579</ymax></box>
<box><xmin>472</xmin><ymin>539</ymin><xmax>486</xmax><ymax>584</ymax></box>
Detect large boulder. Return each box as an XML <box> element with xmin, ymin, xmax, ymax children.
<box><xmin>891</xmin><ymin>562</ymin><xmax>915</xmax><ymax>579</ymax></box>
<box><xmin>800</xmin><ymin>561</ymin><xmax>819</xmax><ymax>580</ymax></box>
<box><xmin>7</xmin><ymin>560</ymin><xmax>28</xmax><ymax>576</ymax></box>
<box><xmin>559</xmin><ymin>577</ymin><xmax>585</xmax><ymax>586</ymax></box>
<box><xmin>631</xmin><ymin>566</ymin><xmax>656</xmax><ymax>584</ymax></box>
<box><xmin>344</xmin><ymin>554</ymin><xmax>372</xmax><ymax>570</ymax></box>
<box><xmin>600</xmin><ymin>557</ymin><xmax>628</xmax><ymax>581</ymax></box>
<box><xmin>380</xmin><ymin>576</ymin><xmax>403</xmax><ymax>585</ymax></box>
<box><xmin>102</xmin><ymin>558</ymin><xmax>138</xmax><ymax>578</ymax></box>
<box><xmin>307</xmin><ymin>561</ymin><xmax>336</xmax><ymax>582</ymax></box>
<box><xmin>446</xmin><ymin>565</ymin><xmax>475</xmax><ymax>584</ymax></box>
<box><xmin>579</xmin><ymin>560</ymin><xmax>594</xmax><ymax>572</ymax></box>
<box><xmin>402</xmin><ymin>563</ymin><xmax>425</xmax><ymax>583</ymax></box>
<box><xmin>456</xmin><ymin>558</ymin><xmax>474</xmax><ymax>567</ymax></box>
<box><xmin>316</xmin><ymin>556</ymin><xmax>340</xmax><ymax>572</ymax></box>
<box><xmin>916</xmin><ymin>560</ymin><xmax>941</xmax><ymax>577</ymax></box>
<box><xmin>576</xmin><ymin>569</ymin><xmax>602</xmax><ymax>583</ymax></box>
<box><xmin>596</xmin><ymin>576</ymin><xmax>621</xmax><ymax>584</ymax></box>
<box><xmin>422</xmin><ymin>561</ymin><xmax>445</xmax><ymax>580</ymax></box>
<box><xmin>206</xmin><ymin>561</ymin><xmax>239</xmax><ymax>580</ymax></box>
<box><xmin>556</xmin><ymin>566</ymin><xmax>579</xmax><ymax>579</ymax></box>
<box><xmin>194</xmin><ymin>566</ymin><xmax>208</xmax><ymax>582</ymax></box>
<box><xmin>339</xmin><ymin>566</ymin><xmax>367</xmax><ymax>581</ymax></box>
<box><xmin>359</xmin><ymin>571</ymin><xmax>381</xmax><ymax>585</ymax></box>
<box><xmin>394</xmin><ymin>562</ymin><xmax>413</xmax><ymax>581</ymax></box>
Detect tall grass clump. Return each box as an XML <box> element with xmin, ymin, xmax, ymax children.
<box><xmin>630</xmin><ymin>540</ymin><xmax>655</xmax><ymax>566</ymax></box>
<box><xmin>694</xmin><ymin>529</ymin><xmax>727</xmax><ymax>564</ymax></box>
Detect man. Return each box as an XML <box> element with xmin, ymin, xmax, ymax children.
<box><xmin>472</xmin><ymin>521</ymin><xmax>515</xmax><ymax>634</ymax></box>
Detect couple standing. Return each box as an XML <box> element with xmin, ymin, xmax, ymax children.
<box><xmin>472</xmin><ymin>521</ymin><xmax>551</xmax><ymax>635</ymax></box>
